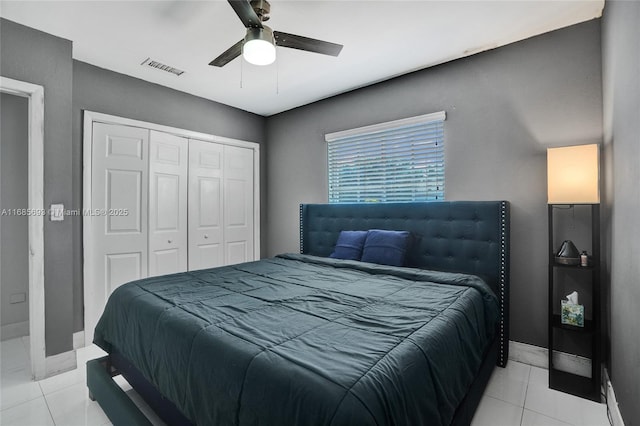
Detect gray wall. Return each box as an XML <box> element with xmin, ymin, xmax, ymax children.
<box><xmin>266</xmin><ymin>20</ymin><xmax>603</xmax><ymax>348</ymax></box>
<box><xmin>1</xmin><ymin>93</ymin><xmax>29</xmax><ymax>333</ymax></box>
<box><xmin>72</xmin><ymin>61</ymin><xmax>267</xmax><ymax>332</ymax></box>
<box><xmin>602</xmin><ymin>1</ymin><xmax>640</xmax><ymax>424</ymax></box>
<box><xmin>1</xmin><ymin>18</ymin><xmax>74</xmax><ymax>355</ymax></box>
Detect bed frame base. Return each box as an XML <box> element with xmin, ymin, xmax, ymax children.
<box><xmin>86</xmin><ymin>357</ymin><xmax>152</xmax><ymax>426</ymax></box>
<box><xmin>87</xmin><ymin>353</ymin><xmax>193</xmax><ymax>426</ymax></box>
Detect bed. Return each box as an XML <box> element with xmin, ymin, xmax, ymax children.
<box><xmin>87</xmin><ymin>200</ymin><xmax>510</xmax><ymax>426</ymax></box>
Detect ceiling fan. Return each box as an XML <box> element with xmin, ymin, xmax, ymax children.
<box><xmin>209</xmin><ymin>0</ymin><xmax>343</xmax><ymax>67</ymax></box>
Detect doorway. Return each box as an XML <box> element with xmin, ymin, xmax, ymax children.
<box><xmin>0</xmin><ymin>76</ymin><xmax>46</xmax><ymax>380</ymax></box>
<box><xmin>1</xmin><ymin>93</ymin><xmax>29</xmax><ymax>341</ymax></box>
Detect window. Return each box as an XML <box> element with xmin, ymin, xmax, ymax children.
<box><xmin>326</xmin><ymin>111</ymin><xmax>445</xmax><ymax>203</ymax></box>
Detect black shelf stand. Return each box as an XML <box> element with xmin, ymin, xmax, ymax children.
<box><xmin>548</xmin><ymin>204</ymin><xmax>601</xmax><ymax>402</ymax></box>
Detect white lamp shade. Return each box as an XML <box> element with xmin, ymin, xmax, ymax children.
<box><xmin>243</xmin><ymin>27</ymin><xmax>276</xmax><ymax>66</ymax></box>
<box><xmin>547</xmin><ymin>144</ymin><xmax>600</xmax><ymax>204</ymax></box>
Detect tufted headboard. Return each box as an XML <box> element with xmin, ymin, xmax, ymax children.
<box><xmin>299</xmin><ymin>201</ymin><xmax>510</xmax><ymax>366</ymax></box>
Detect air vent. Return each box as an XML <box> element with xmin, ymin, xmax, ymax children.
<box><xmin>141</xmin><ymin>58</ymin><xmax>185</xmax><ymax>76</ymax></box>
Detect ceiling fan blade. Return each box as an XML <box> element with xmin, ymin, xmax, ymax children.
<box><xmin>228</xmin><ymin>0</ymin><xmax>263</xmax><ymax>28</ymax></box>
<box><xmin>209</xmin><ymin>39</ymin><xmax>244</xmax><ymax>67</ymax></box>
<box><xmin>274</xmin><ymin>31</ymin><xmax>343</xmax><ymax>57</ymax></box>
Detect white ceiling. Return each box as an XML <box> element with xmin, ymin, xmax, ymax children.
<box><xmin>0</xmin><ymin>0</ymin><xmax>603</xmax><ymax>116</ymax></box>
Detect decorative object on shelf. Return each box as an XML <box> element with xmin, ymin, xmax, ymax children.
<box><xmin>580</xmin><ymin>251</ymin><xmax>589</xmax><ymax>267</ymax></box>
<box><xmin>547</xmin><ymin>144</ymin><xmax>600</xmax><ymax>204</ymax></box>
<box><xmin>561</xmin><ymin>291</ymin><xmax>585</xmax><ymax>327</ymax></box>
<box><xmin>555</xmin><ymin>240</ymin><xmax>580</xmax><ymax>265</ymax></box>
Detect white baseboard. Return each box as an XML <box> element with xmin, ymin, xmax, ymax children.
<box><xmin>508</xmin><ymin>340</ymin><xmax>591</xmax><ymax>377</ymax></box>
<box><xmin>1</xmin><ymin>320</ymin><xmax>29</xmax><ymax>341</ymax></box>
<box><xmin>73</xmin><ymin>331</ymin><xmax>85</xmax><ymax>349</ymax></box>
<box><xmin>604</xmin><ymin>368</ymin><xmax>625</xmax><ymax>426</ymax></box>
<box><xmin>0</xmin><ymin>326</ymin><xmax>81</xmax><ymax>378</ymax></box>
<box><xmin>509</xmin><ymin>341</ymin><xmax>548</xmax><ymax>368</ymax></box>
<box><xmin>45</xmin><ymin>349</ymin><xmax>77</xmax><ymax>377</ymax></box>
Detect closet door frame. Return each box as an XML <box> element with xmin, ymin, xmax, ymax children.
<box><xmin>82</xmin><ymin>111</ymin><xmax>260</xmax><ymax>345</ymax></box>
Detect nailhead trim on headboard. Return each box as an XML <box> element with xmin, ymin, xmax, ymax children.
<box><xmin>498</xmin><ymin>201</ymin><xmax>509</xmax><ymax>367</ymax></box>
<box><xmin>299</xmin><ymin>204</ymin><xmax>304</xmax><ymax>254</ymax></box>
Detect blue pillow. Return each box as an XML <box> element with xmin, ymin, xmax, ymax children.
<box><xmin>360</xmin><ymin>230</ymin><xmax>410</xmax><ymax>267</ymax></box>
<box><xmin>329</xmin><ymin>230</ymin><xmax>369</xmax><ymax>260</ymax></box>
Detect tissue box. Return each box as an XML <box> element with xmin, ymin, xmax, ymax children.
<box><xmin>561</xmin><ymin>300</ymin><xmax>585</xmax><ymax>327</ymax></box>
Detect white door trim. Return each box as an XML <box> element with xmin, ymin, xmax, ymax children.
<box><xmin>0</xmin><ymin>76</ymin><xmax>46</xmax><ymax>380</ymax></box>
<box><xmin>82</xmin><ymin>111</ymin><xmax>260</xmax><ymax>345</ymax></box>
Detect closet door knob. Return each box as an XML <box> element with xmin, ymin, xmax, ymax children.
<box><xmin>204</xmin><ymin>234</ymin><xmax>209</xmax><ymax>239</ymax></box>
<box><xmin>168</xmin><ymin>240</ymin><xmax>172</xmax><ymax>244</ymax></box>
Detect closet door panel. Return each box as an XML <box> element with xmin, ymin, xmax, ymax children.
<box><xmin>148</xmin><ymin>131</ymin><xmax>188</xmax><ymax>277</ymax></box>
<box><xmin>223</xmin><ymin>145</ymin><xmax>254</xmax><ymax>265</ymax></box>
<box><xmin>88</xmin><ymin>123</ymin><xmax>149</xmax><ymax>338</ymax></box>
<box><xmin>189</xmin><ymin>140</ymin><xmax>224</xmax><ymax>270</ymax></box>
<box><xmin>106</xmin><ymin>169</ymin><xmax>143</xmax><ymax>233</ymax></box>
<box><xmin>106</xmin><ymin>253</ymin><xmax>142</xmax><ymax>294</ymax></box>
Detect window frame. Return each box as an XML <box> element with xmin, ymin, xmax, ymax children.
<box><xmin>325</xmin><ymin>111</ymin><xmax>446</xmax><ymax>203</ymax></box>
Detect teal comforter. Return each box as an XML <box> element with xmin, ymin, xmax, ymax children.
<box><xmin>94</xmin><ymin>254</ymin><xmax>499</xmax><ymax>425</ymax></box>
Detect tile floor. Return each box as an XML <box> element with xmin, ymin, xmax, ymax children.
<box><xmin>1</xmin><ymin>336</ymin><xmax>611</xmax><ymax>426</ymax></box>
<box><xmin>1</xmin><ymin>337</ymin><xmax>164</xmax><ymax>426</ymax></box>
<box><xmin>471</xmin><ymin>359</ymin><xmax>610</xmax><ymax>426</ymax></box>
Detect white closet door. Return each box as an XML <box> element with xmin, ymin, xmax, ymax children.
<box><xmin>148</xmin><ymin>131</ymin><xmax>188</xmax><ymax>277</ymax></box>
<box><xmin>87</xmin><ymin>123</ymin><xmax>148</xmax><ymax>338</ymax></box>
<box><xmin>223</xmin><ymin>145</ymin><xmax>255</xmax><ymax>265</ymax></box>
<box><xmin>188</xmin><ymin>140</ymin><xmax>224</xmax><ymax>270</ymax></box>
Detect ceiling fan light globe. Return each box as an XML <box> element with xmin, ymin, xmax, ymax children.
<box><xmin>243</xmin><ymin>26</ymin><xmax>276</xmax><ymax>66</ymax></box>
<box><xmin>243</xmin><ymin>39</ymin><xmax>276</xmax><ymax>66</ymax></box>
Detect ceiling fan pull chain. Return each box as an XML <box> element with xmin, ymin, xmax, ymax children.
<box><xmin>240</xmin><ymin>52</ymin><xmax>244</xmax><ymax>89</ymax></box>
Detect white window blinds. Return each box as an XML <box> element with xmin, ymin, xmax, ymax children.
<box><xmin>325</xmin><ymin>111</ymin><xmax>445</xmax><ymax>203</ymax></box>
